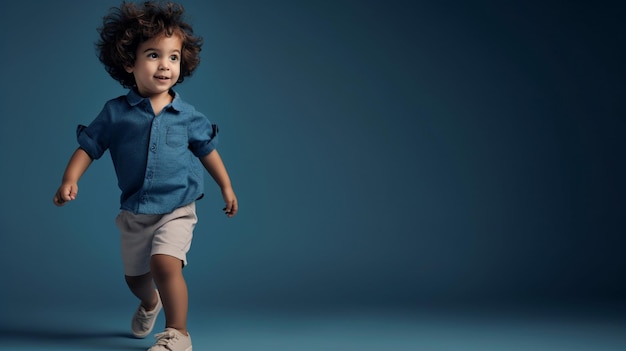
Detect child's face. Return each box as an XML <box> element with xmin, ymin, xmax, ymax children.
<box><xmin>125</xmin><ymin>33</ymin><xmax>183</xmax><ymax>98</ymax></box>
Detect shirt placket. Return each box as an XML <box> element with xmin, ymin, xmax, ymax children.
<box><xmin>140</xmin><ymin>111</ymin><xmax>161</xmax><ymax>212</ymax></box>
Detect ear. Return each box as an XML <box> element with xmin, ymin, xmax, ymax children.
<box><xmin>124</xmin><ymin>65</ymin><xmax>134</xmax><ymax>74</ymax></box>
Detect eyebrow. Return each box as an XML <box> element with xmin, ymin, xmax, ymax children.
<box><xmin>142</xmin><ymin>48</ymin><xmax>182</xmax><ymax>54</ymax></box>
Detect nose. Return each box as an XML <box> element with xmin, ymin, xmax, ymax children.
<box><xmin>158</xmin><ymin>59</ymin><xmax>170</xmax><ymax>71</ymax></box>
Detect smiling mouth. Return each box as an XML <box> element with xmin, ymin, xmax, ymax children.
<box><xmin>155</xmin><ymin>76</ymin><xmax>170</xmax><ymax>80</ymax></box>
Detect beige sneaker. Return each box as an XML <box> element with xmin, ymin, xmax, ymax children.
<box><xmin>131</xmin><ymin>290</ymin><xmax>162</xmax><ymax>338</ymax></box>
<box><xmin>148</xmin><ymin>328</ymin><xmax>192</xmax><ymax>351</ymax></box>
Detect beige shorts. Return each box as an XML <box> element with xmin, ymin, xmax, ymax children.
<box><xmin>116</xmin><ymin>202</ymin><xmax>197</xmax><ymax>276</ymax></box>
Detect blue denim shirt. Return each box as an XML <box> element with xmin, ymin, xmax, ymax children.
<box><xmin>77</xmin><ymin>89</ymin><xmax>219</xmax><ymax>214</ymax></box>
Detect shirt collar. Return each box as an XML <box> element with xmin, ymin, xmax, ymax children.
<box><xmin>125</xmin><ymin>89</ymin><xmax>184</xmax><ymax>112</ymax></box>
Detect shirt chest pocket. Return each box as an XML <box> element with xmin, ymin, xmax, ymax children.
<box><xmin>166</xmin><ymin>127</ymin><xmax>188</xmax><ymax>148</ymax></box>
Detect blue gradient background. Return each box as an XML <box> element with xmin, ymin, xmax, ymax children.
<box><xmin>1</xmin><ymin>0</ymin><xmax>626</xmax><ymax>350</ymax></box>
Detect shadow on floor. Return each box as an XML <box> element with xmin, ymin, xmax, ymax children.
<box><xmin>0</xmin><ymin>326</ymin><xmax>146</xmax><ymax>350</ymax></box>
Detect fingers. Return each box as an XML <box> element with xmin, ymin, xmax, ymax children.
<box><xmin>223</xmin><ymin>199</ymin><xmax>238</xmax><ymax>218</ymax></box>
<box><xmin>53</xmin><ymin>185</ymin><xmax>77</xmax><ymax>207</ymax></box>
<box><xmin>67</xmin><ymin>188</ymin><xmax>77</xmax><ymax>201</ymax></box>
<box><xmin>53</xmin><ymin>194</ymin><xmax>66</xmax><ymax>206</ymax></box>
<box><xmin>221</xmin><ymin>187</ymin><xmax>238</xmax><ymax>218</ymax></box>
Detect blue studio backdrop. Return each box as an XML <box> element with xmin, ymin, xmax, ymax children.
<box><xmin>0</xmin><ymin>0</ymin><xmax>625</xmax><ymax>320</ymax></box>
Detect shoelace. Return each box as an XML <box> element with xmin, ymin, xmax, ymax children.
<box><xmin>154</xmin><ymin>330</ymin><xmax>179</xmax><ymax>347</ymax></box>
<box><xmin>136</xmin><ymin>308</ymin><xmax>153</xmax><ymax>321</ymax></box>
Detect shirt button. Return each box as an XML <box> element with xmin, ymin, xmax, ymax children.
<box><xmin>151</xmin><ymin>144</ymin><xmax>156</xmax><ymax>151</ymax></box>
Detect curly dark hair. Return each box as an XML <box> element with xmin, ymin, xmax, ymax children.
<box><xmin>97</xmin><ymin>1</ymin><xmax>203</xmax><ymax>88</ymax></box>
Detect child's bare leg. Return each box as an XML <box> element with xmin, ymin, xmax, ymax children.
<box><xmin>125</xmin><ymin>272</ymin><xmax>158</xmax><ymax>310</ymax></box>
<box><xmin>151</xmin><ymin>254</ymin><xmax>188</xmax><ymax>334</ymax></box>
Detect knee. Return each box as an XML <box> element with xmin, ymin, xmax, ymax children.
<box><xmin>125</xmin><ymin>271</ymin><xmax>152</xmax><ymax>287</ymax></box>
<box><xmin>150</xmin><ymin>254</ymin><xmax>183</xmax><ymax>280</ymax></box>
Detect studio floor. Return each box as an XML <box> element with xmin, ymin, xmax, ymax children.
<box><xmin>1</xmin><ymin>301</ymin><xmax>626</xmax><ymax>350</ymax></box>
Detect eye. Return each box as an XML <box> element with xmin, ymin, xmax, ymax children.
<box><xmin>169</xmin><ymin>55</ymin><xmax>180</xmax><ymax>62</ymax></box>
<box><xmin>148</xmin><ymin>52</ymin><xmax>158</xmax><ymax>59</ymax></box>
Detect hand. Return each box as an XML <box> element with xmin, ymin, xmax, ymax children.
<box><xmin>53</xmin><ymin>183</ymin><xmax>78</xmax><ymax>206</ymax></box>
<box><xmin>221</xmin><ymin>187</ymin><xmax>238</xmax><ymax>218</ymax></box>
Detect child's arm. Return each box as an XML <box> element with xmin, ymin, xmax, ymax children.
<box><xmin>53</xmin><ymin>147</ymin><xmax>93</xmax><ymax>206</ymax></box>
<box><xmin>200</xmin><ymin>150</ymin><xmax>238</xmax><ymax>217</ymax></box>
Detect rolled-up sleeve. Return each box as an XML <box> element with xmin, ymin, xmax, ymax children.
<box><xmin>76</xmin><ymin>105</ymin><xmax>112</xmax><ymax>160</ymax></box>
<box><xmin>188</xmin><ymin>111</ymin><xmax>219</xmax><ymax>158</ymax></box>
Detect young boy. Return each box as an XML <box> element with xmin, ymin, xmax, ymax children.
<box><xmin>53</xmin><ymin>2</ymin><xmax>237</xmax><ymax>350</ymax></box>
